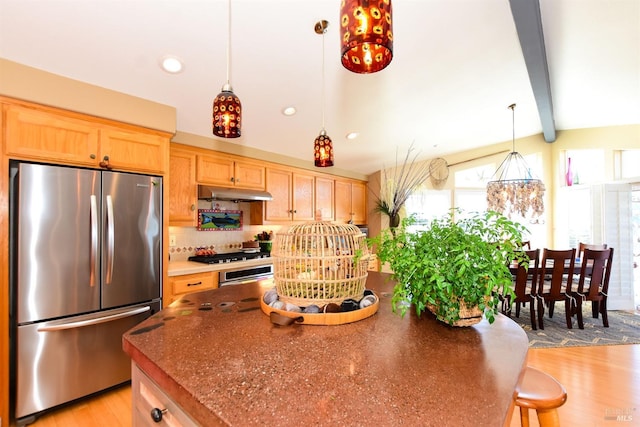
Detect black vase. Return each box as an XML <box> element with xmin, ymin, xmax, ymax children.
<box><xmin>389</xmin><ymin>213</ymin><xmax>401</xmax><ymax>228</ymax></box>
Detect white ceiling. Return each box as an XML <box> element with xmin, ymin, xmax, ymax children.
<box><xmin>1</xmin><ymin>0</ymin><xmax>638</xmax><ymax>175</ymax></box>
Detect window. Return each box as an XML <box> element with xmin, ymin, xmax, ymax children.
<box><xmin>454</xmin><ymin>189</ymin><xmax>487</xmax><ymax>215</ymax></box>
<box><xmin>405</xmin><ymin>189</ymin><xmax>451</xmax><ymax>229</ymax></box>
<box><xmin>564</xmin><ymin>149</ymin><xmax>605</xmax><ymax>185</ymax></box>
<box><xmin>454</xmin><ymin>164</ymin><xmax>495</xmax><ymax>188</ymax></box>
<box><xmin>621</xmin><ymin>150</ymin><xmax>640</xmax><ymax>179</ymax></box>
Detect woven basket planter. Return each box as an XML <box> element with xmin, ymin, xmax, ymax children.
<box><xmin>427</xmin><ymin>300</ymin><xmax>484</xmax><ymax>327</ymax></box>
<box><xmin>272</xmin><ymin>221</ymin><xmax>370</xmax><ymax>307</ymax></box>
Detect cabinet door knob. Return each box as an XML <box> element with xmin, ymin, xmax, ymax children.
<box><xmin>150</xmin><ymin>407</ymin><xmax>168</xmax><ymax>423</ymax></box>
<box><xmin>90</xmin><ymin>154</ymin><xmax>96</xmax><ymax>159</ymax></box>
<box><xmin>230</xmin><ymin>177</ymin><xmax>235</xmax><ymax>183</ymax></box>
<box><xmin>99</xmin><ymin>155</ymin><xmax>113</xmax><ymax>170</ymax></box>
<box><xmin>190</xmin><ymin>204</ymin><xmax>196</xmax><ymax>211</ymax></box>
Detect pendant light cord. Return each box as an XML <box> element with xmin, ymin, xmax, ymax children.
<box><xmin>321</xmin><ymin>25</ymin><xmax>326</xmax><ymax>131</ymax></box>
<box><xmin>226</xmin><ymin>0</ymin><xmax>231</xmax><ymax>86</ymax></box>
<box><xmin>509</xmin><ymin>103</ymin><xmax>516</xmax><ymax>153</ymax></box>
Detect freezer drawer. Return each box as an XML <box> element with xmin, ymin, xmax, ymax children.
<box><xmin>15</xmin><ymin>301</ymin><xmax>160</xmax><ymax>421</ymax></box>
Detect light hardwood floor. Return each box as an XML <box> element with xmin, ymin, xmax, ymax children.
<box><xmin>25</xmin><ymin>344</ymin><xmax>640</xmax><ymax>427</ymax></box>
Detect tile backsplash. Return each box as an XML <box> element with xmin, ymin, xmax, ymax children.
<box><xmin>168</xmin><ymin>200</ymin><xmax>286</xmax><ymax>262</ymax></box>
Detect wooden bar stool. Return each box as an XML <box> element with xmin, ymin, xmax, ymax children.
<box><xmin>514</xmin><ymin>366</ymin><xmax>567</xmax><ymax>427</ymax></box>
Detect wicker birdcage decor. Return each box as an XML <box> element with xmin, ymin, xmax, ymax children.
<box><xmin>272</xmin><ymin>221</ymin><xmax>371</xmax><ymax>307</ymax></box>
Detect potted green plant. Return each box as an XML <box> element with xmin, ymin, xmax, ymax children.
<box><xmin>370</xmin><ymin>210</ymin><xmax>529</xmax><ymax>326</ymax></box>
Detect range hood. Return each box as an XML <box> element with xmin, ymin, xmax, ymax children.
<box><xmin>197</xmin><ymin>185</ymin><xmax>273</xmax><ymax>202</ymax></box>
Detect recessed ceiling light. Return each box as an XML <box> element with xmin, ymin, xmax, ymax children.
<box><xmin>282</xmin><ymin>106</ymin><xmax>297</xmax><ymax>116</ymax></box>
<box><xmin>160</xmin><ymin>55</ymin><xmax>183</xmax><ymax>74</ymax></box>
<box><xmin>346</xmin><ymin>132</ymin><xmax>359</xmax><ymax>140</ymax></box>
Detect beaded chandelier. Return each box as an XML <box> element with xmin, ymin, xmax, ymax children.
<box><xmin>486</xmin><ymin>104</ymin><xmax>545</xmax><ymax>218</ymax></box>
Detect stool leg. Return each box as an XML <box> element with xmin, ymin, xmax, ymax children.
<box><xmin>537</xmin><ymin>408</ymin><xmax>560</xmax><ymax>427</ymax></box>
<box><xmin>519</xmin><ymin>406</ymin><xmax>530</xmax><ymax>427</ymax></box>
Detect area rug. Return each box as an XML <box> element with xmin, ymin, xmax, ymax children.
<box><xmin>506</xmin><ymin>305</ymin><xmax>640</xmax><ymax>349</ymax></box>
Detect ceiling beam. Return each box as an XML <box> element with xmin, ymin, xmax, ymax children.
<box><xmin>509</xmin><ymin>0</ymin><xmax>556</xmax><ymax>142</ymax></box>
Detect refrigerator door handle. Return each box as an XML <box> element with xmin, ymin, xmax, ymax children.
<box><xmin>105</xmin><ymin>194</ymin><xmax>115</xmax><ymax>285</ymax></box>
<box><xmin>36</xmin><ymin>306</ymin><xmax>151</xmax><ymax>332</ymax></box>
<box><xmin>90</xmin><ymin>194</ymin><xmax>99</xmax><ymax>287</ymax></box>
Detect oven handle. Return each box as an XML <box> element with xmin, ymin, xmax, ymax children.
<box><xmin>220</xmin><ymin>275</ymin><xmax>274</xmax><ymax>286</ymax></box>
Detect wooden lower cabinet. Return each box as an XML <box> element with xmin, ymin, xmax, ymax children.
<box><xmin>167</xmin><ymin>272</ymin><xmax>217</xmax><ymax>305</ymax></box>
<box><xmin>132</xmin><ymin>363</ymin><xmax>198</xmax><ymax>427</ymax></box>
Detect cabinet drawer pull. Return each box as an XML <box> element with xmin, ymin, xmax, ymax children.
<box><xmin>187</xmin><ymin>281</ymin><xmax>203</xmax><ymax>287</ymax></box>
<box><xmin>150</xmin><ymin>407</ymin><xmax>168</xmax><ymax>423</ymax></box>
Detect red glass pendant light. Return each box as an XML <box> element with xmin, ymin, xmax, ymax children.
<box><xmin>314</xmin><ymin>130</ymin><xmax>334</xmax><ymax>168</ymax></box>
<box><xmin>314</xmin><ymin>20</ymin><xmax>334</xmax><ymax>168</ymax></box>
<box><xmin>213</xmin><ymin>84</ymin><xmax>241</xmax><ymax>138</ymax></box>
<box><xmin>340</xmin><ymin>0</ymin><xmax>393</xmax><ymax>74</ymax></box>
<box><xmin>213</xmin><ymin>0</ymin><xmax>241</xmax><ymax>138</ymax></box>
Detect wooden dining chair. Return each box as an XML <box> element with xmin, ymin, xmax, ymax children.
<box><xmin>536</xmin><ymin>248</ymin><xmax>576</xmax><ymax>330</ymax></box>
<box><xmin>504</xmin><ymin>249</ymin><xmax>540</xmax><ymax>330</ymax></box>
<box><xmin>577</xmin><ymin>242</ymin><xmax>607</xmax><ymax>260</ymax></box>
<box><xmin>571</xmin><ymin>247</ymin><xmax>614</xmax><ymax>328</ymax></box>
<box><xmin>519</xmin><ymin>241</ymin><xmax>532</xmax><ymax>250</ymax></box>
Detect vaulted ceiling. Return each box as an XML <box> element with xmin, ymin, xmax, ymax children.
<box><xmin>1</xmin><ymin>0</ymin><xmax>638</xmax><ymax>175</ymax></box>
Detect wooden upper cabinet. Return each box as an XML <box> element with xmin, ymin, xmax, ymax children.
<box><xmin>3</xmin><ymin>100</ymin><xmax>170</xmax><ymax>174</ymax></box>
<box><xmin>335</xmin><ymin>179</ymin><xmax>367</xmax><ymax>225</ymax></box>
<box><xmin>100</xmin><ymin>128</ymin><xmax>168</xmax><ymax>174</ymax></box>
<box><xmin>252</xmin><ymin>167</ymin><xmax>315</xmax><ymax>223</ymax></box>
<box><xmin>292</xmin><ymin>172</ymin><xmax>315</xmax><ymax>221</ymax></box>
<box><xmin>196</xmin><ymin>154</ymin><xmax>265</xmax><ymax>190</ymax></box>
<box><xmin>4</xmin><ymin>103</ymin><xmax>99</xmax><ymax>166</ymax></box>
<box><xmin>234</xmin><ymin>160</ymin><xmax>266</xmax><ymax>190</ymax></box>
<box><xmin>169</xmin><ymin>148</ymin><xmax>198</xmax><ymax>226</ymax></box>
<box><xmin>263</xmin><ymin>167</ymin><xmax>293</xmax><ymax>222</ymax></box>
<box><xmin>350</xmin><ymin>181</ymin><xmax>367</xmax><ymax>224</ymax></box>
<box><xmin>197</xmin><ymin>154</ymin><xmax>234</xmax><ymax>185</ymax></box>
<box><xmin>335</xmin><ymin>180</ymin><xmax>352</xmax><ymax>223</ymax></box>
<box><xmin>315</xmin><ymin>176</ymin><xmax>335</xmax><ymax>221</ymax></box>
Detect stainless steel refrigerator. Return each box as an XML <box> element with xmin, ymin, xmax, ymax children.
<box><xmin>9</xmin><ymin>162</ymin><xmax>162</xmax><ymax>424</ymax></box>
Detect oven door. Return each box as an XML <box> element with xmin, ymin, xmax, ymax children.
<box><xmin>219</xmin><ymin>264</ymin><xmax>274</xmax><ymax>286</ymax></box>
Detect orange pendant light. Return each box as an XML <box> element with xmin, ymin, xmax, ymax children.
<box><xmin>340</xmin><ymin>0</ymin><xmax>393</xmax><ymax>74</ymax></box>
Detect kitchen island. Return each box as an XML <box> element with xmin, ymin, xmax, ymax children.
<box><xmin>123</xmin><ymin>271</ymin><xmax>529</xmax><ymax>426</ymax></box>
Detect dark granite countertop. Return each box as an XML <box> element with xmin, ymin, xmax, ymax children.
<box><xmin>123</xmin><ymin>271</ymin><xmax>528</xmax><ymax>426</ymax></box>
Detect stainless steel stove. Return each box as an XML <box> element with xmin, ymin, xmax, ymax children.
<box><xmin>188</xmin><ymin>251</ymin><xmax>271</xmax><ymax>264</ymax></box>
<box><xmin>188</xmin><ymin>251</ymin><xmax>274</xmax><ymax>286</ymax></box>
